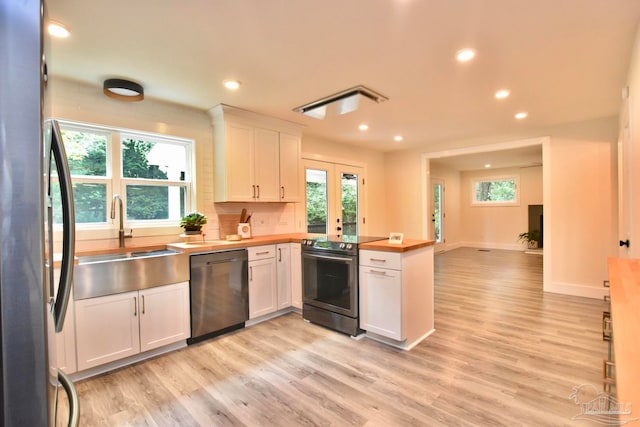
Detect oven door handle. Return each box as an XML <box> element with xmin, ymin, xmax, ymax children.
<box><xmin>306</xmin><ymin>253</ymin><xmax>353</xmax><ymax>262</ymax></box>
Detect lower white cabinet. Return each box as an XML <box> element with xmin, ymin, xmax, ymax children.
<box><xmin>276</xmin><ymin>244</ymin><xmax>292</xmax><ymax>309</ymax></box>
<box><xmin>359</xmin><ymin>247</ymin><xmax>434</xmax><ymax>349</ymax></box>
<box><xmin>75</xmin><ymin>281</ymin><xmax>189</xmax><ymax>371</ymax></box>
<box><xmin>290</xmin><ymin>243</ymin><xmax>302</xmax><ymax>309</ymax></box>
<box><xmin>248</xmin><ymin>245</ymin><xmax>278</xmax><ymax>319</ymax></box>
<box><xmin>359</xmin><ymin>264</ymin><xmax>402</xmax><ymax>340</ymax></box>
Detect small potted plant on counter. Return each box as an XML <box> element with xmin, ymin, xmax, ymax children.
<box><xmin>180</xmin><ymin>212</ymin><xmax>207</xmax><ymax>235</ymax></box>
<box><xmin>518</xmin><ymin>229</ymin><xmax>541</xmax><ymax>249</ymax></box>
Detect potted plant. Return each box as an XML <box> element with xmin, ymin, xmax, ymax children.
<box><xmin>180</xmin><ymin>212</ymin><xmax>207</xmax><ymax>234</ymax></box>
<box><xmin>518</xmin><ymin>230</ymin><xmax>541</xmax><ymax>249</ymax></box>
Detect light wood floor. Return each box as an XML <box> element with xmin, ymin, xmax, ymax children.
<box><xmin>69</xmin><ymin>248</ymin><xmax>610</xmax><ymax>426</ymax></box>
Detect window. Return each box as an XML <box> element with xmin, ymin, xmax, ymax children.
<box><xmin>471</xmin><ymin>176</ymin><xmax>519</xmax><ymax>206</ymax></box>
<box><xmin>54</xmin><ymin>121</ymin><xmax>194</xmax><ymax>233</ymax></box>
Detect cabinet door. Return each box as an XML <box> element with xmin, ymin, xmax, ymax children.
<box><xmin>276</xmin><ymin>244</ymin><xmax>292</xmax><ymax>309</ymax></box>
<box><xmin>290</xmin><ymin>243</ymin><xmax>302</xmax><ymax>309</ymax></box>
<box><xmin>254</xmin><ymin>128</ymin><xmax>280</xmax><ymax>201</ymax></box>
<box><xmin>248</xmin><ymin>258</ymin><xmax>277</xmax><ymax>319</ymax></box>
<box><xmin>279</xmin><ymin>133</ymin><xmax>301</xmax><ymax>202</ymax></box>
<box><xmin>139</xmin><ymin>282</ymin><xmax>190</xmax><ymax>352</ymax></box>
<box><xmin>359</xmin><ymin>267</ymin><xmax>403</xmax><ymax>341</ymax></box>
<box><xmin>75</xmin><ymin>291</ymin><xmax>140</xmax><ymax>371</ymax></box>
<box><xmin>225</xmin><ymin>122</ymin><xmax>255</xmax><ymax>201</ymax></box>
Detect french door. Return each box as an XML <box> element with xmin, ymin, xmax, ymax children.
<box><xmin>304</xmin><ymin>159</ymin><xmax>364</xmax><ymax>236</ymax></box>
<box><xmin>430</xmin><ymin>178</ymin><xmax>445</xmax><ymax>250</ymax></box>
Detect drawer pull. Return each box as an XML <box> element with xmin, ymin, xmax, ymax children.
<box><xmin>603</xmin><ymin>359</ymin><xmax>616</xmax><ymax>392</ymax></box>
<box><xmin>604</xmin><ymin>295</ymin><xmax>610</xmax><ymax>302</ymax></box>
<box><xmin>603</xmin><ymin>280</ymin><xmax>610</xmax><ymax>288</ymax></box>
<box><xmin>256</xmin><ymin>251</ymin><xmax>270</xmax><ymax>256</ymax></box>
<box><xmin>369</xmin><ymin>269</ymin><xmax>387</xmax><ymax>276</ymax></box>
<box><xmin>602</xmin><ymin>311</ymin><xmax>612</xmax><ymax>341</ymax></box>
<box><xmin>370</xmin><ymin>258</ymin><xmax>387</xmax><ymax>263</ymax></box>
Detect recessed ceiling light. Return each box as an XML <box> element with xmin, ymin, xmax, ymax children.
<box><xmin>515</xmin><ymin>112</ymin><xmax>528</xmax><ymax>120</ymax></box>
<box><xmin>394</xmin><ymin>135</ymin><xmax>403</xmax><ymax>142</ymax></box>
<box><xmin>223</xmin><ymin>80</ymin><xmax>241</xmax><ymax>90</ymax></box>
<box><xmin>495</xmin><ymin>90</ymin><xmax>510</xmax><ymax>99</ymax></box>
<box><xmin>48</xmin><ymin>21</ymin><xmax>70</xmax><ymax>38</ymax></box>
<box><xmin>456</xmin><ymin>48</ymin><xmax>476</xmax><ymax>62</ymax></box>
<box><xmin>484</xmin><ymin>164</ymin><xmax>492</xmax><ymax>168</ymax></box>
<box><xmin>359</xmin><ymin>124</ymin><xmax>369</xmax><ymax>131</ymax></box>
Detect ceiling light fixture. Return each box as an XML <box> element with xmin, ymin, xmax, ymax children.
<box><xmin>515</xmin><ymin>112</ymin><xmax>528</xmax><ymax>120</ymax></box>
<box><xmin>484</xmin><ymin>164</ymin><xmax>492</xmax><ymax>168</ymax></box>
<box><xmin>103</xmin><ymin>79</ymin><xmax>144</xmax><ymax>102</ymax></box>
<box><xmin>394</xmin><ymin>135</ymin><xmax>403</xmax><ymax>142</ymax></box>
<box><xmin>48</xmin><ymin>21</ymin><xmax>70</xmax><ymax>38</ymax></box>
<box><xmin>293</xmin><ymin>85</ymin><xmax>388</xmax><ymax>120</ymax></box>
<box><xmin>456</xmin><ymin>48</ymin><xmax>476</xmax><ymax>62</ymax></box>
<box><xmin>359</xmin><ymin>124</ymin><xmax>369</xmax><ymax>131</ymax></box>
<box><xmin>495</xmin><ymin>89</ymin><xmax>510</xmax><ymax>99</ymax></box>
<box><xmin>223</xmin><ymin>79</ymin><xmax>241</xmax><ymax>90</ymax></box>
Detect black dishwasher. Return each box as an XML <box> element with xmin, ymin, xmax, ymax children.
<box><xmin>188</xmin><ymin>249</ymin><xmax>248</xmax><ymax>344</ymax></box>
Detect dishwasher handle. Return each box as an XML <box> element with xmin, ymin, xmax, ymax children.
<box><xmin>206</xmin><ymin>258</ymin><xmax>241</xmax><ymax>265</ymax></box>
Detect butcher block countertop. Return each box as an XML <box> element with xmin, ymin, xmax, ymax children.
<box><xmin>607</xmin><ymin>257</ymin><xmax>640</xmax><ymax>416</ymax></box>
<box><xmin>359</xmin><ymin>238</ymin><xmax>434</xmax><ymax>252</ymax></box>
<box><xmin>166</xmin><ymin>233</ymin><xmax>315</xmax><ymax>253</ymax></box>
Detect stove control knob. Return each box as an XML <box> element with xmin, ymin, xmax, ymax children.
<box><xmin>346</xmin><ymin>244</ymin><xmax>353</xmax><ymax>250</ymax></box>
<box><xmin>339</xmin><ymin>243</ymin><xmax>346</xmax><ymax>249</ymax></box>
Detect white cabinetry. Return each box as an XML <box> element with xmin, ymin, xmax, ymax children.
<box><xmin>75</xmin><ymin>281</ymin><xmax>189</xmax><ymax>371</ymax></box>
<box><xmin>359</xmin><ymin>247</ymin><xmax>434</xmax><ymax>350</ymax></box>
<box><xmin>52</xmin><ymin>268</ymin><xmax>77</xmax><ymax>374</ymax></box>
<box><xmin>276</xmin><ymin>244</ymin><xmax>292</xmax><ymax>309</ymax></box>
<box><xmin>210</xmin><ymin>104</ymin><xmax>303</xmax><ymax>202</ymax></box>
<box><xmin>290</xmin><ymin>243</ymin><xmax>302</xmax><ymax>309</ymax></box>
<box><xmin>248</xmin><ymin>245</ymin><xmax>278</xmax><ymax>319</ymax></box>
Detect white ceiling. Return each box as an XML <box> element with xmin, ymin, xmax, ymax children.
<box><xmin>430</xmin><ymin>144</ymin><xmax>542</xmax><ymax>171</ymax></box>
<box><xmin>47</xmin><ymin>0</ymin><xmax>640</xmax><ymax>156</ymax></box>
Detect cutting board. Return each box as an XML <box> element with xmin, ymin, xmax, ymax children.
<box><xmin>218</xmin><ymin>214</ymin><xmax>240</xmax><ymax>238</ymax></box>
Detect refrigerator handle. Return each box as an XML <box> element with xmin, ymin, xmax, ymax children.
<box><xmin>58</xmin><ymin>370</ymin><xmax>80</xmax><ymax>427</ymax></box>
<box><xmin>51</xmin><ymin>121</ymin><xmax>76</xmax><ymax>332</ymax></box>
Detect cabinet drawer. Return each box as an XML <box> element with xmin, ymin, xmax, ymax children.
<box><xmin>359</xmin><ymin>249</ymin><xmax>401</xmax><ymax>270</ymax></box>
<box><xmin>248</xmin><ymin>245</ymin><xmax>276</xmax><ymax>261</ymax></box>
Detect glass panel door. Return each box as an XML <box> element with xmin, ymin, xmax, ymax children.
<box><xmin>304</xmin><ymin>160</ymin><xmax>365</xmax><ymax>236</ymax></box>
<box><xmin>305</xmin><ymin>167</ymin><xmax>329</xmax><ymax>234</ymax></box>
<box><xmin>431</xmin><ymin>179</ymin><xmax>444</xmax><ymax>248</ymax></box>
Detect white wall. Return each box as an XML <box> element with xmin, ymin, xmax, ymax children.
<box><xmin>460</xmin><ymin>166</ymin><xmax>542</xmax><ymax>250</ymax></box>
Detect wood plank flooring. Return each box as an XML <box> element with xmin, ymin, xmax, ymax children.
<box><xmin>66</xmin><ymin>248</ymin><xmax>611</xmax><ymax>426</ymax></box>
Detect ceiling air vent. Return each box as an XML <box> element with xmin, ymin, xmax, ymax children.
<box><xmin>293</xmin><ymin>85</ymin><xmax>388</xmax><ymax>120</ymax></box>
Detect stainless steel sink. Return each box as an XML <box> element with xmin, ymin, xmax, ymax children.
<box><xmin>74</xmin><ymin>249</ymin><xmax>189</xmax><ymax>299</ymax></box>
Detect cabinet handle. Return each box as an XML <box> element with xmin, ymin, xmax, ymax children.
<box><xmin>142</xmin><ymin>295</ymin><xmax>145</xmax><ymax>314</ymax></box>
<box><xmin>281</xmin><ymin>186</ymin><xmax>285</xmax><ymax>199</ymax></box>
<box><xmin>603</xmin><ymin>280</ymin><xmax>610</xmax><ymax>288</ymax></box>
<box><xmin>369</xmin><ymin>269</ymin><xmax>387</xmax><ymax>276</ymax></box>
<box><xmin>133</xmin><ymin>296</ymin><xmax>137</xmax><ymax>316</ymax></box>
<box><xmin>252</xmin><ymin>185</ymin><xmax>256</xmax><ymax>199</ymax></box>
<box><xmin>256</xmin><ymin>185</ymin><xmax>260</xmax><ymax>199</ymax></box>
<box><xmin>602</xmin><ymin>311</ymin><xmax>612</xmax><ymax>341</ymax></box>
<box><xmin>370</xmin><ymin>258</ymin><xmax>387</xmax><ymax>263</ymax></box>
<box><xmin>250</xmin><ymin>266</ymin><xmax>253</xmax><ymax>281</ymax></box>
<box><xmin>603</xmin><ymin>360</ymin><xmax>616</xmax><ymax>392</ymax></box>
<box><xmin>278</xmin><ymin>248</ymin><xmax>282</xmax><ymax>262</ymax></box>
<box><xmin>604</xmin><ymin>295</ymin><xmax>610</xmax><ymax>303</ymax></box>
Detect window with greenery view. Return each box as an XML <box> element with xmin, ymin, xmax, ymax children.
<box><xmin>53</xmin><ymin>122</ymin><xmax>194</xmax><ymax>230</ymax></box>
<box><xmin>472</xmin><ymin>176</ymin><xmax>519</xmax><ymax>205</ymax></box>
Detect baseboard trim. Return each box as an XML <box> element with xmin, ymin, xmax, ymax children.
<box><xmin>544</xmin><ymin>281</ymin><xmax>608</xmax><ymax>299</ymax></box>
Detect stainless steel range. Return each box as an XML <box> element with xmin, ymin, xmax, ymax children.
<box><xmin>301</xmin><ymin>235</ymin><xmax>386</xmax><ymax>336</ymax></box>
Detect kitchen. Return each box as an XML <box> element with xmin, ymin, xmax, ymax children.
<box><xmin>3</xmin><ymin>0</ymin><xmax>640</xmax><ymax>425</ymax></box>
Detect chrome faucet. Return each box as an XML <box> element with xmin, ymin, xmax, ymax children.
<box><xmin>111</xmin><ymin>194</ymin><xmax>133</xmax><ymax>248</ymax></box>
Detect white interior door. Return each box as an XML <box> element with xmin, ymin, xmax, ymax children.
<box><xmin>304</xmin><ymin>159</ymin><xmax>365</xmax><ymax>236</ymax></box>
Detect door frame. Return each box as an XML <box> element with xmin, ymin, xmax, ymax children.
<box><xmin>429</xmin><ymin>177</ymin><xmax>445</xmax><ymax>252</ymax></box>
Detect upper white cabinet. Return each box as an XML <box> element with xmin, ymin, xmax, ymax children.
<box><xmin>210</xmin><ymin>104</ymin><xmax>303</xmax><ymax>203</ymax></box>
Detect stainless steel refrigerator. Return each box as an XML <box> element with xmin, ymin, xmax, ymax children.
<box><xmin>1</xmin><ymin>0</ymin><xmax>79</xmax><ymax>425</ymax></box>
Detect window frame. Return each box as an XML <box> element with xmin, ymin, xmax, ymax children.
<box><xmin>470</xmin><ymin>174</ymin><xmax>520</xmax><ymax>207</ymax></box>
<box><xmin>56</xmin><ymin>119</ymin><xmax>196</xmax><ymax>238</ymax></box>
